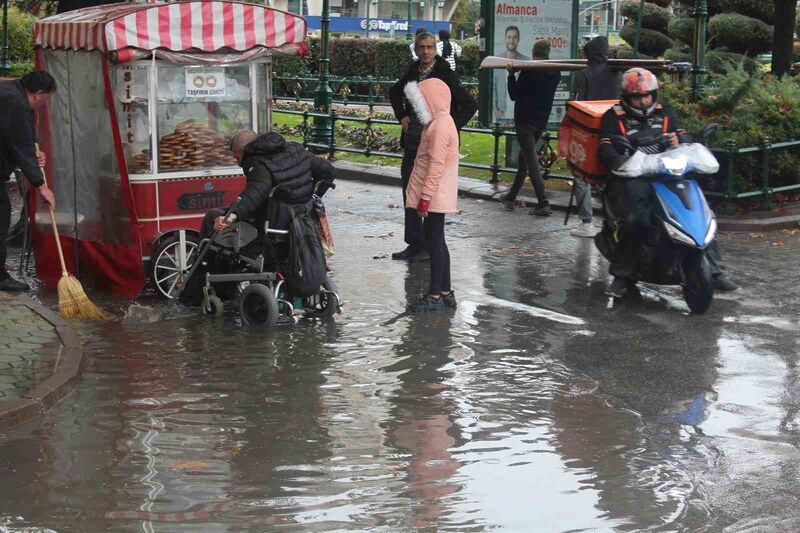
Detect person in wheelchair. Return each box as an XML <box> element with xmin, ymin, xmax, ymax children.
<box><xmin>598</xmin><ymin>68</ymin><xmax>737</xmax><ymax>297</ymax></box>
<box><xmin>201</xmin><ymin>129</ymin><xmax>335</xmax><ymax>241</ymax></box>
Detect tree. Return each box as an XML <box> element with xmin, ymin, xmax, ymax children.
<box><xmin>449</xmin><ymin>0</ymin><xmax>479</xmax><ymax>40</ymax></box>
<box><xmin>772</xmin><ymin>0</ymin><xmax>797</xmax><ymax>76</ymax></box>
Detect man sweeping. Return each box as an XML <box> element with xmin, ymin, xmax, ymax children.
<box><xmin>0</xmin><ymin>71</ymin><xmax>57</xmax><ymax>291</ymax></box>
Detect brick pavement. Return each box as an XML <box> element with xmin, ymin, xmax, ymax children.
<box><xmin>0</xmin><ymin>292</ymin><xmax>85</xmax><ymax>431</ymax></box>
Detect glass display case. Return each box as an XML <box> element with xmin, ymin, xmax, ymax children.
<box><xmin>114</xmin><ymin>61</ymin><xmax>271</xmax><ymax>177</ymax></box>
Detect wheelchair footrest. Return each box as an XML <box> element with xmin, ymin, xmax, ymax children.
<box><xmin>206</xmin><ymin>272</ymin><xmax>277</xmax><ymax>284</ymax></box>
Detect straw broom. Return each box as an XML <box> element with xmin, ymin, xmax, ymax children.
<box><xmin>37</xmin><ymin>148</ymin><xmax>106</xmax><ymax>320</ymax></box>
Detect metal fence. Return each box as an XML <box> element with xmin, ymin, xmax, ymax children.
<box><xmin>273</xmin><ymin>99</ymin><xmax>799</xmax><ymax>212</ymax></box>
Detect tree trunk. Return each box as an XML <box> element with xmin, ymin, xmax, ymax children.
<box><xmin>772</xmin><ymin>0</ymin><xmax>797</xmax><ymax>76</ymax></box>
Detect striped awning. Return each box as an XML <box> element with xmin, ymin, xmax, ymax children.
<box><xmin>34</xmin><ymin>1</ymin><xmax>307</xmax><ymax>53</ymax></box>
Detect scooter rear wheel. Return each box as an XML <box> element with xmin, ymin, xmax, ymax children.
<box><xmin>682</xmin><ymin>251</ymin><xmax>714</xmax><ymax>314</ymax></box>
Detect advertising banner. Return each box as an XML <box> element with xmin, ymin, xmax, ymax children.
<box><xmin>492</xmin><ymin>0</ymin><xmax>576</xmax><ymax>128</ymax></box>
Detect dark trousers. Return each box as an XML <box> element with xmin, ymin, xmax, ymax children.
<box><xmin>0</xmin><ymin>183</ymin><xmax>10</xmax><ymax>277</ymax></box>
<box><xmin>607</xmin><ymin>178</ymin><xmax>724</xmax><ymax>278</ymax></box>
<box><xmin>506</xmin><ymin>125</ymin><xmax>547</xmax><ymax>205</ymax></box>
<box><xmin>401</xmin><ymin>148</ymin><xmax>426</xmax><ymax>252</ymax></box>
<box><xmin>423</xmin><ymin>212</ymin><xmax>450</xmax><ymax>294</ymax></box>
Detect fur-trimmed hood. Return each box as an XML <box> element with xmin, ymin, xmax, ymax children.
<box><xmin>403</xmin><ymin>78</ymin><xmax>452</xmax><ymax>126</ymax></box>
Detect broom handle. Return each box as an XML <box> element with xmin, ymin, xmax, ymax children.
<box><xmin>35</xmin><ymin>143</ymin><xmax>69</xmax><ymax>276</ymax></box>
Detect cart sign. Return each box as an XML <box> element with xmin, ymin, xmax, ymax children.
<box><xmin>186</xmin><ymin>68</ymin><xmax>226</xmax><ymax>98</ymax></box>
<box><xmin>492</xmin><ymin>0</ymin><xmax>576</xmax><ymax>127</ymax></box>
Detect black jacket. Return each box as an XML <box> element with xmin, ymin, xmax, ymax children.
<box><xmin>235</xmin><ymin>132</ymin><xmax>334</xmax><ymax>229</ymax></box>
<box><xmin>570</xmin><ymin>36</ymin><xmax>621</xmax><ymax>102</ymax></box>
<box><xmin>0</xmin><ymin>80</ymin><xmax>44</xmax><ymax>186</ymax></box>
<box><xmin>389</xmin><ymin>56</ymin><xmax>477</xmax><ymax>146</ymax></box>
<box><xmin>507</xmin><ymin>69</ymin><xmax>560</xmax><ymax>130</ymax></box>
<box><xmin>598</xmin><ymin>103</ymin><xmax>691</xmax><ymax>171</ymax></box>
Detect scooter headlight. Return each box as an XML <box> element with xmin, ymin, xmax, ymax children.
<box><xmin>704</xmin><ymin>218</ymin><xmax>717</xmax><ymax>246</ymax></box>
<box><xmin>663</xmin><ymin>220</ymin><xmax>696</xmax><ymax>246</ymax></box>
<box><xmin>660</xmin><ymin>153</ymin><xmax>689</xmax><ymax>176</ymax></box>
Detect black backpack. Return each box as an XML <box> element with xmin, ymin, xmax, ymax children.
<box><xmin>286</xmin><ymin>207</ymin><xmax>327</xmax><ymax>297</ymax></box>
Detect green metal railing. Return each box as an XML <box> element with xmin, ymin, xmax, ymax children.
<box><xmin>710</xmin><ymin>138</ymin><xmax>800</xmax><ymax>213</ymax></box>
<box><xmin>273</xmin><ymin>105</ymin><xmax>567</xmax><ymax>184</ymax></box>
<box><xmin>273</xmin><ymin>104</ymin><xmax>800</xmax><ymax>211</ymax></box>
<box><xmin>274</xmin><ymin>75</ymin><xmax>480</xmax><ymax>112</ymax></box>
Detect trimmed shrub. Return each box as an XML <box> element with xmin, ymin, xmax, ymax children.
<box><xmin>668</xmin><ymin>16</ymin><xmax>694</xmax><ymax>47</ymax></box>
<box><xmin>454</xmin><ymin>41</ymin><xmax>480</xmax><ymax>79</ymax></box>
<box><xmin>718</xmin><ymin>0</ymin><xmax>774</xmax><ymax>25</ymax></box>
<box><xmin>7</xmin><ymin>6</ymin><xmax>36</xmax><ymax>65</ymax></box>
<box><xmin>375</xmin><ymin>39</ymin><xmax>414</xmax><ymax>79</ymax></box>
<box><xmin>620</xmin><ymin>1</ymin><xmax>671</xmax><ymax>33</ymax></box>
<box><xmin>708</xmin><ymin>13</ymin><xmax>773</xmax><ymax>56</ymax></box>
<box><xmin>620</xmin><ymin>24</ymin><xmax>674</xmax><ymax>57</ymax></box>
<box><xmin>648</xmin><ymin>0</ymin><xmax>672</xmax><ymax>8</ymax></box>
<box><xmin>706</xmin><ymin>50</ymin><xmax>759</xmax><ymax>74</ymax></box>
<box><xmin>664</xmin><ymin>48</ymin><xmax>692</xmax><ymax>63</ymax></box>
<box><xmin>673</xmin><ymin>0</ymin><xmax>724</xmax><ymax>16</ymax></box>
<box><xmin>330</xmin><ymin>38</ymin><xmax>377</xmax><ymax>77</ymax></box>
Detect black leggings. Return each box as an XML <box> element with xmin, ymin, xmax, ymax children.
<box><xmin>423</xmin><ymin>212</ymin><xmax>451</xmax><ymax>294</ymax></box>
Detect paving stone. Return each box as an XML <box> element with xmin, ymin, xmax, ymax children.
<box><xmin>0</xmin><ymin>354</ymin><xmax>25</xmax><ymax>363</ymax></box>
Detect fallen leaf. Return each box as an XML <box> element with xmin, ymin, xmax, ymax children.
<box><xmin>172</xmin><ymin>460</ymin><xmax>209</xmax><ymax>471</ymax></box>
<box><xmin>782</xmin><ymin>229</ymin><xmax>800</xmax><ymax>235</ymax></box>
<box><xmin>772</xmin><ymin>241</ymin><xmax>786</xmax><ymax>247</ymax></box>
<box><xmin>748</xmin><ymin>232</ymin><xmax>766</xmax><ymax>239</ymax></box>
<box><xmin>386</xmin><ymin>203</ymin><xmax>400</xmax><ymax>209</ymax></box>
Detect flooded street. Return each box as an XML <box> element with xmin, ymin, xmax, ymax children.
<box><xmin>1</xmin><ymin>179</ymin><xmax>800</xmax><ymax>532</ymax></box>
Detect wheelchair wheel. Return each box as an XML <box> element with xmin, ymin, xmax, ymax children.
<box><xmin>315</xmin><ymin>276</ymin><xmax>339</xmax><ymax>318</ymax></box>
<box><xmin>150</xmin><ymin>233</ymin><xmax>200</xmax><ymax>299</ymax></box>
<box><xmin>238</xmin><ymin>283</ymin><xmax>279</xmax><ymax>327</ymax></box>
<box><xmin>203</xmin><ymin>294</ymin><xmax>225</xmax><ymax>317</ymax></box>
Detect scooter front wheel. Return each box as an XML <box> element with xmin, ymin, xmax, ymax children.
<box><xmin>682</xmin><ymin>251</ymin><xmax>714</xmax><ymax>314</ymax></box>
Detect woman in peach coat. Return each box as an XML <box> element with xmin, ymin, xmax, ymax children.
<box><xmin>403</xmin><ymin>78</ymin><xmax>460</xmax><ymax>312</ymax></box>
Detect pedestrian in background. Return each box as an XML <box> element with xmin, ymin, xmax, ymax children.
<box><xmin>390</xmin><ymin>31</ymin><xmax>477</xmax><ymax>263</ymax></box>
<box><xmin>500</xmin><ymin>39</ymin><xmax>560</xmax><ymax>216</ymax></box>
<box><xmin>568</xmin><ymin>35</ymin><xmax>620</xmax><ymax>237</ymax></box>
<box><xmin>437</xmin><ymin>29</ymin><xmax>461</xmax><ymax>72</ymax></box>
<box><xmin>403</xmin><ymin>78</ymin><xmax>460</xmax><ymax>312</ymax></box>
<box><xmin>0</xmin><ymin>70</ymin><xmax>57</xmax><ymax>292</ymax></box>
<box><xmin>409</xmin><ymin>27</ymin><xmax>428</xmax><ymax>61</ymax></box>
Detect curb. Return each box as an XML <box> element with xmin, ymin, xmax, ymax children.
<box><xmin>0</xmin><ymin>295</ymin><xmax>85</xmax><ymax>431</ymax></box>
<box><xmin>332</xmin><ymin>160</ymin><xmax>800</xmax><ymax>232</ymax></box>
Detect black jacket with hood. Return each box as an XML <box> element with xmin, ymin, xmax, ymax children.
<box><xmin>0</xmin><ymin>80</ymin><xmax>45</xmax><ymax>186</ymax></box>
<box><xmin>570</xmin><ymin>36</ymin><xmax>621</xmax><ymax>101</ymax></box>
<box><xmin>234</xmin><ymin>132</ymin><xmax>335</xmax><ymax>229</ymax></box>
<box><xmin>389</xmin><ymin>56</ymin><xmax>477</xmax><ymax>147</ymax></box>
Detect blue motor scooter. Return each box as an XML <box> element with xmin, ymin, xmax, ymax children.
<box><xmin>594</xmin><ymin>132</ymin><xmax>720</xmax><ymax>313</ymax></box>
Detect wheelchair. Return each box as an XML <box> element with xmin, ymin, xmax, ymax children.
<box><xmin>174</xmin><ymin>210</ymin><xmax>341</xmax><ymax>327</ymax></box>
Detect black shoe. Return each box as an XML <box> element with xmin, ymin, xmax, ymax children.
<box><xmin>391</xmin><ymin>247</ymin><xmax>420</xmax><ymax>260</ymax></box>
<box><xmin>713</xmin><ymin>274</ymin><xmax>739</xmax><ymax>292</ymax></box>
<box><xmin>409</xmin><ymin>294</ymin><xmax>446</xmax><ymax>312</ymax></box>
<box><xmin>0</xmin><ymin>275</ymin><xmax>30</xmax><ymax>292</ymax></box>
<box><xmin>500</xmin><ymin>195</ymin><xmax>516</xmax><ymax>211</ymax></box>
<box><xmin>606</xmin><ymin>276</ymin><xmax>629</xmax><ymax>298</ymax></box>
<box><xmin>530</xmin><ymin>203</ymin><xmax>552</xmax><ymax>216</ymax></box>
<box><xmin>441</xmin><ymin>291</ymin><xmax>457</xmax><ymax>308</ymax></box>
<box><xmin>407</xmin><ymin>250</ymin><xmax>430</xmax><ymax>263</ymax></box>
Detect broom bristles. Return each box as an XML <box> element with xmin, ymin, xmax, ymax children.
<box><xmin>57</xmin><ymin>274</ymin><xmax>106</xmax><ymax>320</ymax></box>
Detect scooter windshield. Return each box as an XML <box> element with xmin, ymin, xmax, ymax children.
<box><xmin>613</xmin><ymin>143</ymin><xmax>720</xmax><ymax>179</ymax></box>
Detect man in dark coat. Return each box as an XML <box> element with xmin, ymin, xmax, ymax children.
<box><xmin>0</xmin><ymin>71</ymin><xmax>57</xmax><ymax>291</ymax></box>
<box><xmin>389</xmin><ymin>32</ymin><xmax>477</xmax><ymax>261</ymax></box>
<box><xmin>203</xmin><ymin>130</ymin><xmax>335</xmax><ymax>237</ymax></box>
<box><xmin>569</xmin><ymin>36</ymin><xmax>622</xmax><ymax>238</ymax></box>
<box><xmin>500</xmin><ymin>39</ymin><xmax>561</xmax><ymax>215</ymax></box>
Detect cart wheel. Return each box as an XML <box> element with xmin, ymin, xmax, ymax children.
<box><xmin>315</xmin><ymin>276</ymin><xmax>339</xmax><ymax>318</ymax></box>
<box><xmin>150</xmin><ymin>233</ymin><xmax>200</xmax><ymax>299</ymax></box>
<box><xmin>238</xmin><ymin>284</ymin><xmax>279</xmax><ymax>327</ymax></box>
<box><xmin>203</xmin><ymin>294</ymin><xmax>225</xmax><ymax>317</ymax></box>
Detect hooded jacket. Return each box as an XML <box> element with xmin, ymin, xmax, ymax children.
<box><xmin>389</xmin><ymin>56</ymin><xmax>477</xmax><ymax>149</ymax></box>
<box><xmin>404</xmin><ymin>78</ymin><xmax>459</xmax><ymax>214</ymax></box>
<box><xmin>570</xmin><ymin>36</ymin><xmax>621</xmax><ymax>101</ymax></box>
<box><xmin>234</xmin><ymin>132</ymin><xmax>334</xmax><ymax>229</ymax></box>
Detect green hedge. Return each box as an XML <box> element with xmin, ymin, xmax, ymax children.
<box><xmin>330</xmin><ymin>38</ymin><xmax>377</xmax><ymax>77</ymax></box>
<box><xmin>708</xmin><ymin>13</ymin><xmax>773</xmax><ymax>56</ymax></box>
<box><xmin>706</xmin><ymin>50</ymin><xmax>759</xmax><ymax>74</ymax></box>
<box><xmin>667</xmin><ymin>16</ymin><xmax>694</xmax><ymax>48</ymax></box>
<box><xmin>620</xmin><ymin>1</ymin><xmax>671</xmax><ymax>33</ymax></box>
<box><xmin>620</xmin><ymin>24</ymin><xmax>674</xmax><ymax>57</ymax></box>
<box><xmin>661</xmin><ymin>63</ymin><xmax>800</xmax><ymax>193</ymax></box>
<box><xmin>673</xmin><ymin>0</ymin><xmax>723</xmax><ymax>16</ymax></box>
<box><xmin>648</xmin><ymin>0</ymin><xmax>672</xmax><ymax>8</ymax></box>
<box><xmin>663</xmin><ymin>47</ymin><xmax>692</xmax><ymax>64</ymax></box>
<box><xmin>718</xmin><ymin>0</ymin><xmax>774</xmax><ymax>25</ymax></box>
<box><xmin>6</xmin><ymin>7</ymin><xmax>36</xmax><ymax>65</ymax></box>
<box><xmin>375</xmin><ymin>39</ymin><xmax>415</xmax><ymax>79</ymax></box>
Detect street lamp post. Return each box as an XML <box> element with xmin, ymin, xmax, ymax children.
<box><xmin>311</xmin><ymin>0</ymin><xmax>334</xmax><ymax>144</ymax></box>
<box><xmin>632</xmin><ymin>0</ymin><xmax>645</xmax><ymax>58</ymax></box>
<box><xmin>406</xmin><ymin>0</ymin><xmax>414</xmax><ymax>40</ymax></box>
<box><xmin>1</xmin><ymin>0</ymin><xmax>11</xmax><ymax>76</ymax></box>
<box><xmin>691</xmin><ymin>0</ymin><xmax>708</xmax><ymax>101</ymax></box>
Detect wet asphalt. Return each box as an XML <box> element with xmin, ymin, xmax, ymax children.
<box><xmin>1</xmin><ymin>179</ymin><xmax>799</xmax><ymax>532</ymax></box>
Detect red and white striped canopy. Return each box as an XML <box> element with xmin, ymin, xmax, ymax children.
<box><xmin>34</xmin><ymin>1</ymin><xmax>306</xmax><ymax>53</ymax></box>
